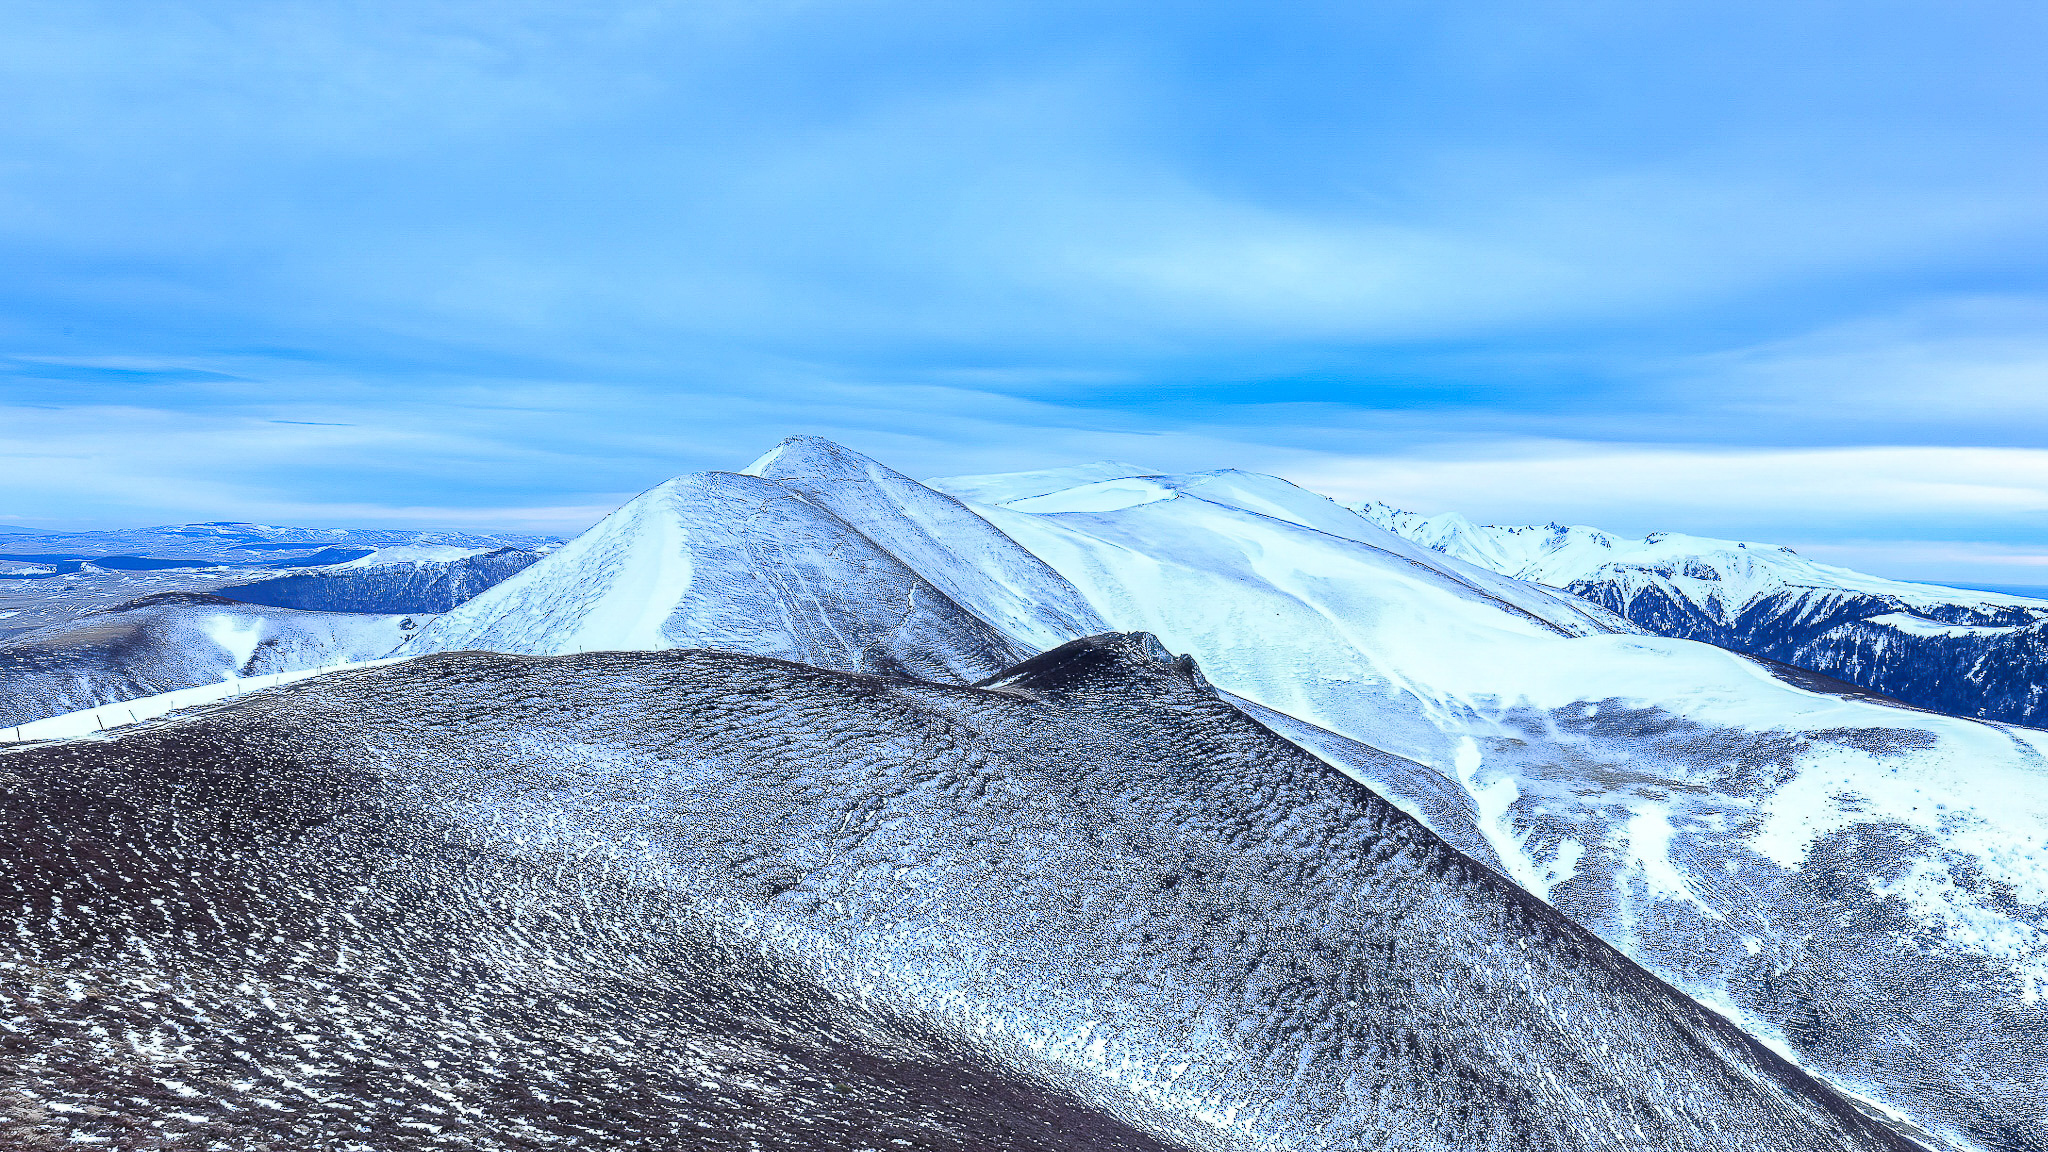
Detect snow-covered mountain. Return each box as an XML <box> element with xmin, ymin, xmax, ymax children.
<box><xmin>405</xmin><ymin>440</ymin><xmax>1102</xmax><ymax>680</ymax></box>
<box><xmin>1354</xmin><ymin>502</ymin><xmax>2048</xmax><ymax>726</ymax></box>
<box><xmin>0</xmin><ymin>591</ymin><xmax>421</xmax><ymax>729</ymax></box>
<box><xmin>397</xmin><ymin>440</ymin><xmax>2038</xmax><ymax>1150</ymax></box>
<box><xmin>0</xmin><ymin>547</ymin><xmax>549</xmax><ymax>726</ymax></box>
<box><xmin>946</xmin><ymin>465</ymin><xmax>2046</xmax><ymax>1151</ymax></box>
<box><xmin>0</xmin><ymin>528</ymin><xmax>561</xmax><ymax>640</ymax></box>
<box><xmin>12</xmin><ymin>438</ymin><xmax>2045</xmax><ymax>1150</ymax></box>
<box><xmin>215</xmin><ymin>546</ymin><xmax>545</xmax><ymax>614</ymax></box>
<box><xmin>0</xmin><ymin>637</ymin><xmax>1918</xmax><ymax>1150</ymax></box>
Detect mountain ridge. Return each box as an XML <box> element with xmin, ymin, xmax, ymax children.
<box><xmin>0</xmin><ymin>636</ymin><xmax>1923</xmax><ymax>1150</ymax></box>
<box><xmin>1352</xmin><ymin>500</ymin><xmax>2048</xmax><ymax>726</ymax></box>
<box><xmin>8</xmin><ymin>439</ymin><xmax>2042</xmax><ymax>1150</ymax></box>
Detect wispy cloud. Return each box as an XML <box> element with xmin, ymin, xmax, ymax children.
<box><xmin>1793</xmin><ymin>540</ymin><xmax>2048</xmax><ymax>581</ymax></box>
<box><xmin>1</xmin><ymin>0</ymin><xmax>2045</xmax><ymax>576</ymax></box>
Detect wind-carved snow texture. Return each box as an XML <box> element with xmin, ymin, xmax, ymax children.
<box><xmin>0</xmin><ymin>637</ymin><xmax>1919</xmax><ymax>1151</ymax></box>
<box><xmin>408</xmin><ymin>438</ymin><xmax>1104</xmax><ymax>682</ymax></box>
<box><xmin>0</xmin><ymin>591</ymin><xmax>420</xmax><ymax>729</ymax></box>
<box><xmin>216</xmin><ymin>546</ymin><xmax>544</xmax><ymax>614</ymax></box>
<box><xmin>1355</xmin><ymin>502</ymin><xmax>2048</xmax><ymax>728</ymax></box>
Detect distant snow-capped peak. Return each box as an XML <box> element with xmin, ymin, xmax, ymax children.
<box><xmin>1349</xmin><ymin>499</ymin><xmax>2042</xmax><ymax>615</ymax></box>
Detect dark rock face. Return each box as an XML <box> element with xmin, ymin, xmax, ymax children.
<box><xmin>1787</xmin><ymin>615</ymin><xmax>2048</xmax><ymax>726</ymax></box>
<box><xmin>0</xmin><ymin>637</ymin><xmax>1918</xmax><ymax>1150</ymax></box>
<box><xmin>1567</xmin><ymin>578</ymin><xmax>2048</xmax><ymax>727</ymax></box>
<box><xmin>217</xmin><ymin>548</ymin><xmax>544</xmax><ymax>614</ymax></box>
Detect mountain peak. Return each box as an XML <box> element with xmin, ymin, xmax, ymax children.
<box><xmin>974</xmin><ymin>631</ymin><xmax>1214</xmax><ymax>699</ymax></box>
<box><xmin>408</xmin><ymin>447</ymin><xmax>1103</xmax><ymax>678</ymax></box>
<box><xmin>741</xmin><ymin>435</ymin><xmax>879</xmax><ymax>481</ymax></box>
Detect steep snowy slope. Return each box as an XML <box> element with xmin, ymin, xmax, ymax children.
<box><xmin>0</xmin><ymin>637</ymin><xmax>1917</xmax><ymax>1151</ymax></box>
<box><xmin>407</xmin><ymin>440</ymin><xmax>1102</xmax><ymax>680</ymax></box>
<box><xmin>216</xmin><ymin>546</ymin><xmax>544</xmax><ymax>614</ymax></box>
<box><xmin>0</xmin><ymin>592</ymin><xmax>418</xmax><ymax>728</ymax></box>
<box><xmin>937</xmin><ymin>466</ymin><xmax>1636</xmax><ymax>639</ymax></box>
<box><xmin>932</xmin><ymin>459</ymin><xmax>2045</xmax><ymax>1152</ymax></box>
<box><xmin>1791</xmin><ymin>613</ymin><xmax>2048</xmax><ymax>721</ymax></box>
<box><xmin>1355</xmin><ymin>502</ymin><xmax>2048</xmax><ymax>726</ymax></box>
<box><xmin>741</xmin><ymin>438</ymin><xmax>1105</xmax><ymax>653</ymax></box>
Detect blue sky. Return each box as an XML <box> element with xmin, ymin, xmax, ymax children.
<box><xmin>3</xmin><ymin>0</ymin><xmax>2047</xmax><ymax>581</ymax></box>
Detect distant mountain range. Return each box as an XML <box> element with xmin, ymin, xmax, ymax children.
<box><xmin>0</xmin><ymin>591</ymin><xmax>420</xmax><ymax>730</ymax></box>
<box><xmin>0</xmin><ymin>545</ymin><xmax>549</xmax><ymax>722</ymax></box>
<box><xmin>1353</xmin><ymin>502</ymin><xmax>2048</xmax><ymax>727</ymax></box>
<box><xmin>0</xmin><ymin>520</ymin><xmax>557</xmax><ymax>565</ymax></box>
